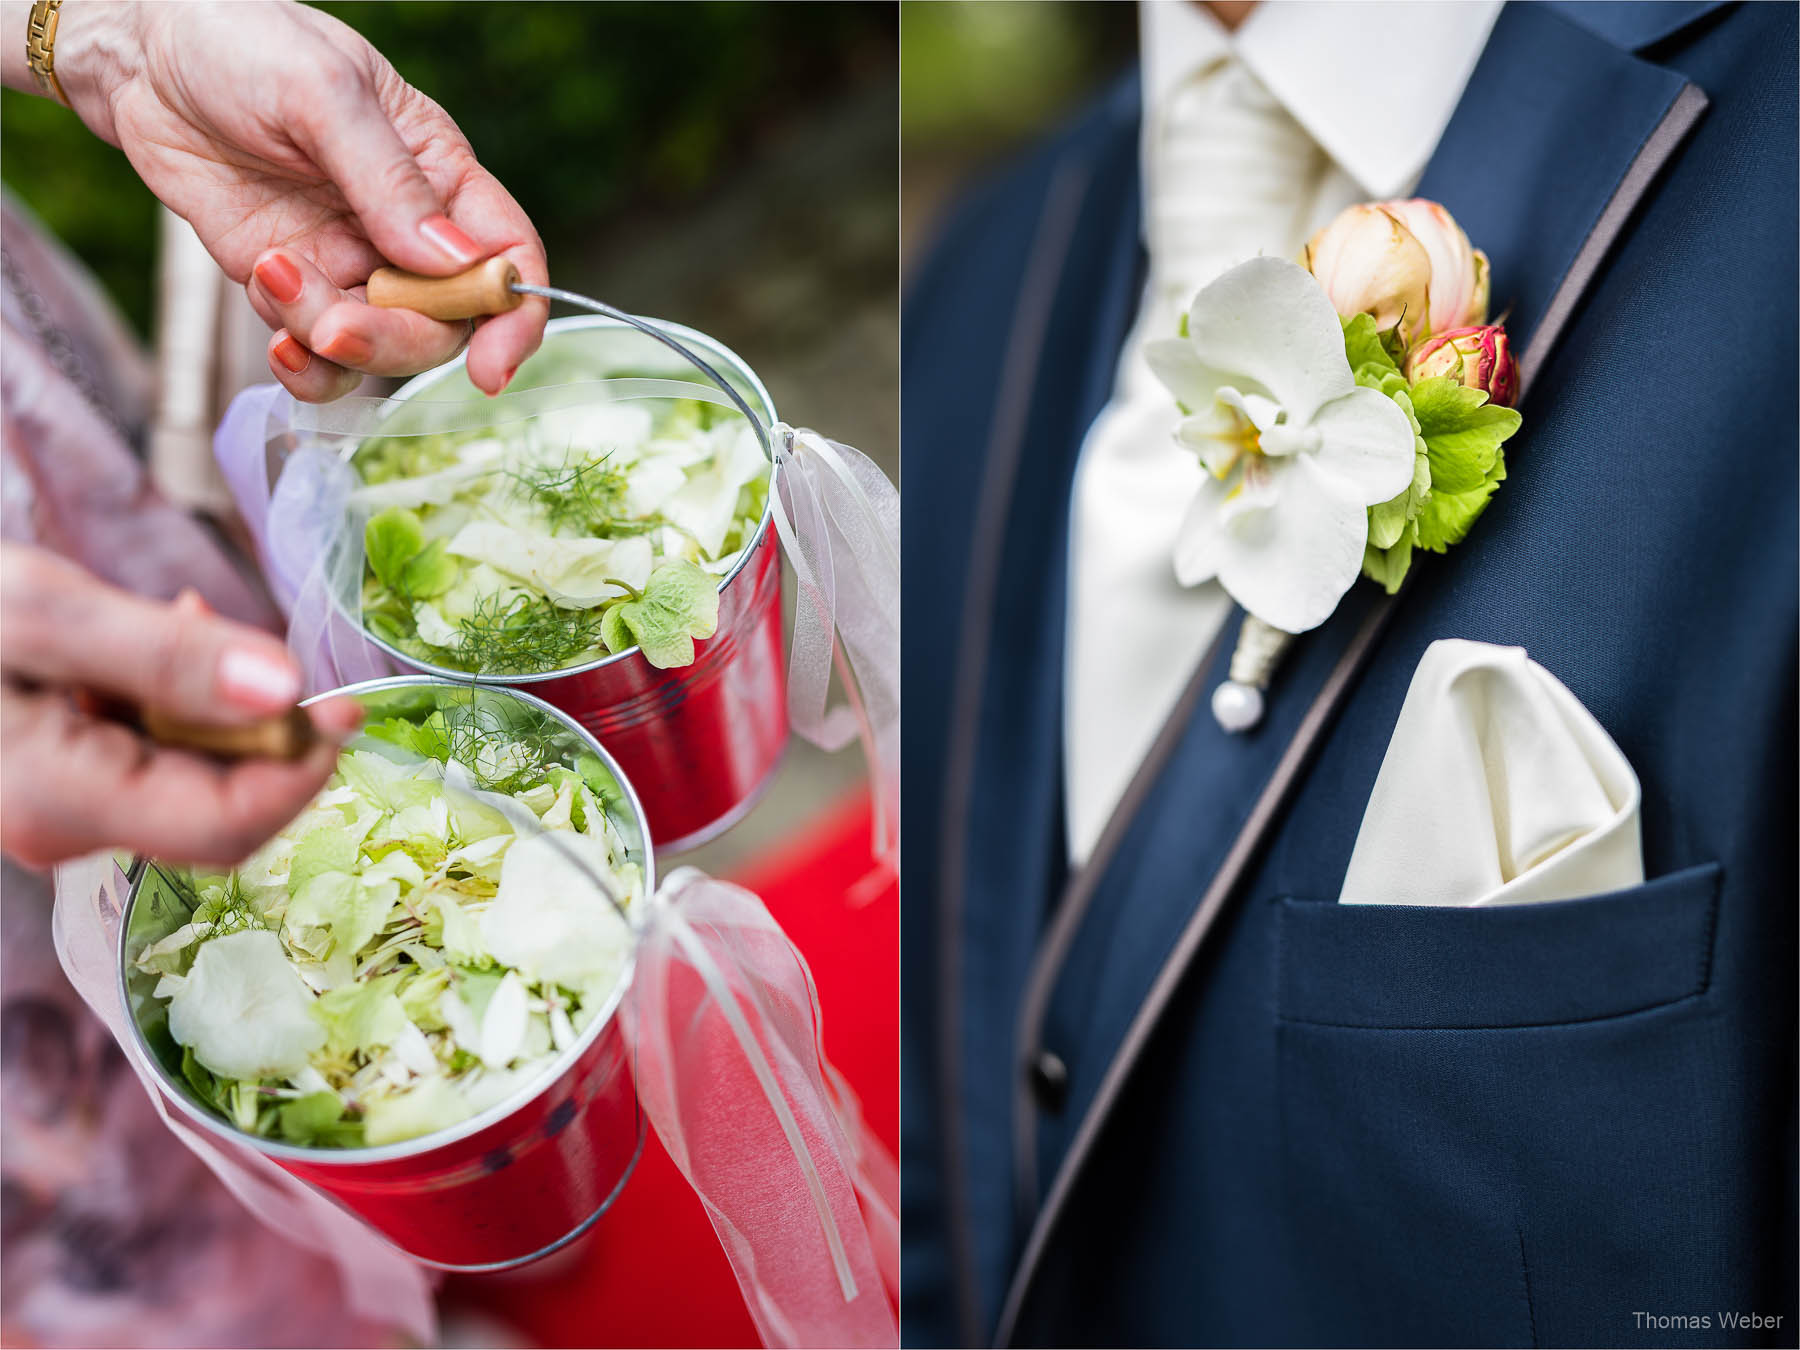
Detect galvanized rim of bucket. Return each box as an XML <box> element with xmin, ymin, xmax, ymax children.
<box><xmin>351</xmin><ymin>314</ymin><xmax>780</xmax><ymax>685</ymax></box>
<box><xmin>116</xmin><ymin>674</ymin><xmax>656</xmax><ymax>1167</ymax></box>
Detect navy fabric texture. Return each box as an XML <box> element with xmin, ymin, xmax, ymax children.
<box><xmin>901</xmin><ymin>3</ymin><xmax>1798</xmax><ymax>1347</ymax></box>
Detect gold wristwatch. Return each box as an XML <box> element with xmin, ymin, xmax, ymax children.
<box><xmin>25</xmin><ymin>0</ymin><xmax>70</xmax><ymax>108</ymax></box>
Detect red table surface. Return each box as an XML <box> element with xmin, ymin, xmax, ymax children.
<box><xmin>445</xmin><ymin>792</ymin><xmax>898</xmax><ymax>1348</ymax></box>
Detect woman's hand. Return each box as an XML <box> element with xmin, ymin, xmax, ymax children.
<box><xmin>0</xmin><ymin>545</ymin><xmax>362</xmax><ymax>869</ymax></box>
<box><xmin>48</xmin><ymin>1</ymin><xmax>548</xmax><ymax>400</ymax></box>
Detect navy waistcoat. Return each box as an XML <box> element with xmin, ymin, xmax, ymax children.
<box><xmin>902</xmin><ymin>4</ymin><xmax>1799</xmax><ymax>1346</ymax></box>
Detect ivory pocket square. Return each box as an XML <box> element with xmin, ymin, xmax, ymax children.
<box><xmin>1339</xmin><ymin>639</ymin><xmax>1643</xmax><ymax>907</ymax></box>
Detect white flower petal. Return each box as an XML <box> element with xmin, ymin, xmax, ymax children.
<box><xmin>1183</xmin><ymin>257</ymin><xmax>1355</xmax><ymax>425</ymax></box>
<box><xmin>480</xmin><ymin>831</ymin><xmax>632</xmax><ymax>988</ymax></box>
<box><xmin>1144</xmin><ymin>338</ymin><xmax>1238</xmax><ymax>413</ymax></box>
<box><xmin>167</xmin><ymin>930</ymin><xmax>324</xmax><ymax>1081</ymax></box>
<box><xmin>660</xmin><ymin>426</ymin><xmax>768</xmax><ymax>557</ymax></box>
<box><xmin>1172</xmin><ymin>474</ymin><xmax>1235</xmax><ymax>588</ymax></box>
<box><xmin>362</xmin><ymin>850</ymin><xmax>426</xmax><ymax>889</ymax></box>
<box><xmin>294</xmin><ymin>1065</ymin><xmax>336</xmax><ymax>1097</ymax></box>
<box><xmin>1214</xmin><ymin>455</ymin><xmax>1369</xmax><ymax>634</ymax></box>
<box><xmin>1307</xmin><ymin>386</ymin><xmax>1419</xmax><ymax>505</ymax></box>
<box><xmin>1214</xmin><ymin>454</ymin><xmax>1280</xmax><ymax>528</ymax></box>
<box><xmin>438</xmin><ymin>989</ymin><xmax>480</xmax><ymax>1050</ymax></box>
<box><xmin>607</xmin><ymin>535</ymin><xmax>655</xmax><ymax>593</ymax></box>
<box><xmin>530</xmin><ymin>403</ymin><xmax>655</xmax><ymax>458</ymax></box>
<box><xmin>349</xmin><ymin>439</ymin><xmax>508</xmax><ymax>510</ymax></box>
<box><xmin>550</xmin><ymin>1005</ymin><xmax>576</xmax><ymax>1052</ymax></box>
<box><xmin>412</xmin><ymin>601</ymin><xmax>461</xmax><ymax>650</ymax></box>
<box><xmin>445</xmin><ymin>522</ymin><xmax>634</xmax><ymax>606</ymax></box>
<box><xmin>362</xmin><ymin>1076</ymin><xmax>472</xmax><ymax>1146</ymax></box>
<box><xmin>478</xmin><ymin>972</ymin><xmax>530</xmax><ymax>1068</ymax></box>
<box><xmin>1174</xmin><ymin>405</ymin><xmax>1250</xmax><ymax>479</ymax></box>
<box><xmin>624</xmin><ymin>459</ymin><xmax>688</xmax><ymax>516</ymax></box>
<box><xmin>1217</xmin><ymin>387</ymin><xmax>1283</xmax><ymax>434</ymax></box>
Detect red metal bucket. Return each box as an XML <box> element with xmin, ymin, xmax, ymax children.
<box><xmin>366</xmin><ymin>317</ymin><xmax>789</xmax><ymax>852</ymax></box>
<box><xmin>118</xmin><ymin>678</ymin><xmax>652</xmax><ymax>1270</ymax></box>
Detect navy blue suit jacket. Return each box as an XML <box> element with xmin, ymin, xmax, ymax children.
<box><xmin>901</xmin><ymin>4</ymin><xmax>1798</xmax><ymax>1346</ymax></box>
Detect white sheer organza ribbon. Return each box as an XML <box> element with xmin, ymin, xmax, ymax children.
<box><xmin>768</xmin><ymin>424</ymin><xmax>900</xmax><ymax>863</ymax></box>
<box><xmin>215</xmin><ymin>382</ymin><xmax>389</xmax><ymax>689</ymax></box>
<box><xmin>624</xmin><ymin>867</ymin><xmax>898</xmax><ymax>1347</ymax></box>
<box><xmin>48</xmin><ymin>853</ymin><xmax>439</xmax><ymax>1345</ymax></box>
<box><xmin>213</xmin><ymin>384</ymin><xmax>902</xmax><ymax>856</ymax></box>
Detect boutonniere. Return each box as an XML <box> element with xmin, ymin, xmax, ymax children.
<box><xmin>1147</xmin><ymin>199</ymin><xmax>1523</xmax><ymax>732</ymax></box>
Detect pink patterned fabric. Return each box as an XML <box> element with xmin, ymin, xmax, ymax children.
<box><xmin>1</xmin><ymin>192</ymin><xmax>432</xmax><ymax>1348</ymax></box>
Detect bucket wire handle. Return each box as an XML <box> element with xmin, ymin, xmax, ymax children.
<box><xmin>366</xmin><ymin>261</ymin><xmax>774</xmax><ymax>462</ymax></box>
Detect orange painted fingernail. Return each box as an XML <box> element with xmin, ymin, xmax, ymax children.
<box><xmin>253</xmin><ymin>253</ymin><xmax>304</xmax><ymax>304</ymax></box>
<box><xmin>272</xmin><ymin>334</ymin><xmax>311</xmax><ymax>373</ymax></box>
<box><xmin>419</xmin><ymin>214</ymin><xmax>480</xmax><ymax>266</ymax></box>
<box><xmin>318</xmin><ymin>332</ymin><xmax>373</xmax><ymax>367</ymax></box>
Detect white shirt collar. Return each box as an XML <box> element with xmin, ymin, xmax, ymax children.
<box><xmin>1139</xmin><ymin>0</ymin><xmax>1503</xmax><ymax>200</ymax></box>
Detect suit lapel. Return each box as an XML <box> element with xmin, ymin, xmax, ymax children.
<box><xmin>935</xmin><ymin>88</ymin><xmax>1145</xmax><ymax>1343</ymax></box>
<box><xmin>996</xmin><ymin>4</ymin><xmax>1711</xmax><ymax>1341</ymax></box>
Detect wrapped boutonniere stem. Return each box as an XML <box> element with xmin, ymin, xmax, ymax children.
<box><xmin>1149</xmin><ymin>199</ymin><xmax>1523</xmax><ymax>731</ymax></box>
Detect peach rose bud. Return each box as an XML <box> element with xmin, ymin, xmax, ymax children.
<box><xmin>1381</xmin><ymin>198</ymin><xmax>1491</xmax><ymax>335</ymax></box>
<box><xmin>1304</xmin><ymin>204</ymin><xmax>1433</xmax><ymax>347</ymax></box>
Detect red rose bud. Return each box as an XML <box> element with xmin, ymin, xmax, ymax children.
<box><xmin>1404</xmin><ymin>325</ymin><xmax>1519</xmax><ymax>407</ymax></box>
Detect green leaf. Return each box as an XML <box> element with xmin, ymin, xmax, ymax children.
<box><xmin>339</xmin><ymin>749</ymin><xmax>440</xmax><ymax>816</ymax></box>
<box><xmin>363</xmin><ymin>712</ymin><xmax>453</xmax><ymax>765</ymax></box>
<box><xmin>1362</xmin><ymin>532</ymin><xmax>1415</xmax><ymax>594</ymax></box>
<box><xmin>399</xmin><ymin>538</ymin><xmax>458</xmax><ymax>599</ymax></box>
<box><xmin>365</xmin><ymin>507</ymin><xmax>428</xmax><ymax>593</ymax></box>
<box><xmin>1342</xmin><ymin>313</ymin><xmax>1400</xmax><ymax>386</ymax></box>
<box><xmin>1368</xmin><ymin>444</ymin><xmax>1432</xmax><ymax>550</ymax></box>
<box><xmin>1364</xmin><ymin>384</ymin><xmax>1430</xmax><ymax>551</ymax></box>
<box><xmin>432</xmin><ymin>893</ymin><xmax>488</xmax><ymax>965</ymax></box>
<box><xmin>598</xmin><ymin>560</ymin><xmax>720</xmax><ymax>669</ymax></box>
<box><xmin>398</xmin><ymin>965</ymin><xmax>451</xmax><ymax>1030</ymax></box>
<box><xmin>286</xmin><ymin>872</ymin><xmax>399</xmax><ymax>962</ymax></box>
<box><xmin>181</xmin><ymin>1044</ymin><xmax>231</xmax><ymax>1114</ymax></box>
<box><xmin>278</xmin><ymin>1091</ymin><xmax>362</xmax><ymax>1147</ymax></box>
<box><xmin>363</xmin><ymin>1076</ymin><xmax>470</xmax><ymax>1147</ymax></box>
<box><xmin>1408</xmin><ymin>377</ymin><xmax>1521</xmax><ymax>495</ymax></box>
<box><xmin>575</xmin><ymin>753</ymin><xmax>626</xmax><ymax>815</ymax></box>
<box><xmin>288</xmin><ymin>825</ymin><xmax>358</xmax><ymax>896</ymax></box>
<box><xmin>1416</xmin><ymin>449</ymin><xmax>1508</xmax><ymax>553</ymax></box>
<box><xmin>312</xmin><ymin>973</ymin><xmax>411</xmax><ymax>1055</ymax></box>
<box><xmin>364</xmin><ymin>508</ymin><xmax>456</xmax><ymax>600</ymax></box>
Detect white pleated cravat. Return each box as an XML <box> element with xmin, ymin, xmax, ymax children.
<box><xmin>1062</xmin><ymin>47</ymin><xmax>1359</xmax><ymax>863</ymax></box>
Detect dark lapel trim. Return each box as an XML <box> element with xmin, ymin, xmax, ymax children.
<box><xmin>1517</xmin><ymin>82</ymin><xmax>1709</xmax><ymax>390</ymax></box>
<box><xmin>993</xmin><ymin>67</ymin><xmax>1710</xmax><ymax>1350</ymax></box>
<box><xmin>937</xmin><ymin>150</ymin><xmax>1094</xmax><ymax>1348</ymax></box>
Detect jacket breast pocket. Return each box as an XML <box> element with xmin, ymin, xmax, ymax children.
<box><xmin>1270</xmin><ymin>864</ymin><xmax>1743</xmax><ymax>1349</ymax></box>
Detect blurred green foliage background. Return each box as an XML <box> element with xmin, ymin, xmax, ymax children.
<box><xmin>900</xmin><ymin>0</ymin><xmax>1132</xmax><ymax>145</ymax></box>
<box><xmin>0</xmin><ymin>1</ymin><xmax>895</xmax><ymax>337</ymax></box>
<box><xmin>899</xmin><ymin>1</ymin><xmax>1133</xmax><ymax>257</ymax></box>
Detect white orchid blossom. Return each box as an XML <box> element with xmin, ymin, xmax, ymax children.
<box><xmin>1145</xmin><ymin>257</ymin><xmax>1417</xmax><ymax>634</ymax></box>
